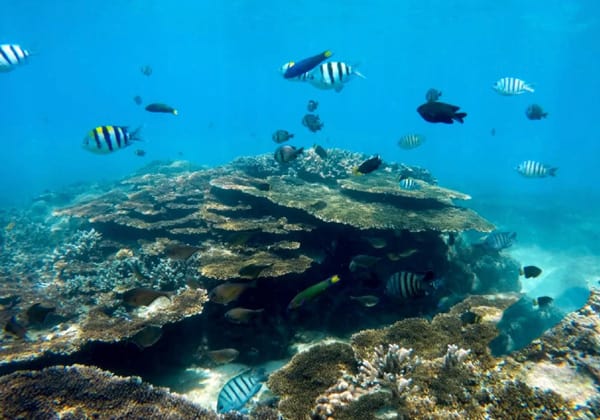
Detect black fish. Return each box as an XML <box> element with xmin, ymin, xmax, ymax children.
<box><xmin>313</xmin><ymin>144</ymin><xmax>327</xmax><ymax>159</ymax></box>
<box><xmin>274</xmin><ymin>145</ymin><xmax>304</xmax><ymax>164</ymax></box>
<box><xmin>145</xmin><ymin>103</ymin><xmax>178</xmax><ymax>115</ymax></box>
<box><xmin>525</xmin><ymin>104</ymin><xmax>548</xmax><ymax>120</ymax></box>
<box><xmin>307</xmin><ymin>99</ymin><xmax>319</xmax><ymax>112</ymax></box>
<box><xmin>417</xmin><ymin>101</ymin><xmax>467</xmax><ymax>124</ymax></box>
<box><xmin>302</xmin><ymin>114</ymin><xmax>324</xmax><ymax>132</ymax></box>
<box><xmin>26</xmin><ymin>303</ymin><xmax>56</xmax><ymax>325</ymax></box>
<box><xmin>4</xmin><ymin>316</ymin><xmax>26</xmax><ymax>339</ymax></box>
<box><xmin>460</xmin><ymin>310</ymin><xmax>482</xmax><ymax>325</ymax></box>
<box><xmin>272</xmin><ymin>129</ymin><xmax>294</xmax><ymax>144</ymax></box>
<box><xmin>533</xmin><ymin>296</ymin><xmax>553</xmax><ymax>308</ymax></box>
<box><xmin>131</xmin><ymin>325</ymin><xmax>163</xmax><ymax>349</ymax></box>
<box><xmin>122</xmin><ymin>288</ymin><xmax>171</xmax><ymax>307</ymax></box>
<box><xmin>520</xmin><ymin>265</ymin><xmax>542</xmax><ymax>279</ymax></box>
<box><xmin>353</xmin><ymin>155</ymin><xmax>382</xmax><ymax>175</ymax></box>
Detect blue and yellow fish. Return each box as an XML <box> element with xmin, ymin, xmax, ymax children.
<box><xmin>282</xmin><ymin>50</ymin><xmax>332</xmax><ymax>79</ymax></box>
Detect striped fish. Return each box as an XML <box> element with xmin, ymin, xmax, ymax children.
<box><xmin>398</xmin><ymin>133</ymin><xmax>425</xmax><ymax>150</ymax></box>
<box><xmin>82</xmin><ymin>125</ymin><xmax>142</xmax><ymax>154</ymax></box>
<box><xmin>0</xmin><ymin>44</ymin><xmax>31</xmax><ymax>72</ymax></box>
<box><xmin>385</xmin><ymin>271</ymin><xmax>436</xmax><ymax>299</ymax></box>
<box><xmin>217</xmin><ymin>368</ymin><xmax>267</xmax><ymax>413</ymax></box>
<box><xmin>399</xmin><ymin>177</ymin><xmax>420</xmax><ymax>190</ymax></box>
<box><xmin>492</xmin><ymin>77</ymin><xmax>534</xmax><ymax>95</ymax></box>
<box><xmin>483</xmin><ymin>231</ymin><xmax>516</xmax><ymax>251</ymax></box>
<box><xmin>516</xmin><ymin>160</ymin><xmax>558</xmax><ymax>178</ymax></box>
<box><xmin>310</xmin><ymin>61</ymin><xmax>366</xmax><ymax>92</ymax></box>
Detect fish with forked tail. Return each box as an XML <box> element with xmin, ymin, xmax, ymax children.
<box><xmin>417</xmin><ymin>101</ymin><xmax>467</xmax><ymax>124</ymax></box>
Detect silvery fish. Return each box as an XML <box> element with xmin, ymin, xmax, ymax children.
<box><xmin>399</xmin><ymin>177</ymin><xmax>420</xmax><ymax>190</ymax></box>
<box><xmin>483</xmin><ymin>231</ymin><xmax>516</xmax><ymax>251</ymax></box>
<box><xmin>217</xmin><ymin>368</ymin><xmax>267</xmax><ymax>413</ymax></box>
<box><xmin>516</xmin><ymin>160</ymin><xmax>557</xmax><ymax>178</ymax></box>
<box><xmin>309</xmin><ymin>61</ymin><xmax>366</xmax><ymax>92</ymax></box>
<box><xmin>398</xmin><ymin>133</ymin><xmax>425</xmax><ymax>150</ymax></box>
<box><xmin>492</xmin><ymin>77</ymin><xmax>534</xmax><ymax>95</ymax></box>
<box><xmin>0</xmin><ymin>44</ymin><xmax>31</xmax><ymax>72</ymax></box>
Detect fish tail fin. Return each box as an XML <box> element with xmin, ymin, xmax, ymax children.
<box><xmin>524</xmin><ymin>83</ymin><xmax>535</xmax><ymax>93</ymax></box>
<box><xmin>323</xmin><ymin>50</ymin><xmax>333</xmax><ymax>58</ymax></box>
<box><xmin>329</xmin><ymin>274</ymin><xmax>341</xmax><ymax>284</ymax></box>
<box><xmin>351</xmin><ymin>167</ymin><xmax>362</xmax><ymax>176</ymax></box>
<box><xmin>353</xmin><ymin>69</ymin><xmax>367</xmax><ymax>79</ymax></box>
<box><xmin>172</xmin><ymin>109</ymin><xmax>178</xmax><ymax>116</ymax></box>
<box><xmin>549</xmin><ymin>167</ymin><xmax>558</xmax><ymax>177</ymax></box>
<box><xmin>454</xmin><ymin>113</ymin><xmax>467</xmax><ymax>123</ymax></box>
<box><xmin>130</xmin><ymin>125</ymin><xmax>144</xmax><ymax>141</ymax></box>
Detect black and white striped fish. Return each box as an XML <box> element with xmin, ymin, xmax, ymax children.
<box><xmin>217</xmin><ymin>368</ymin><xmax>267</xmax><ymax>413</ymax></box>
<box><xmin>384</xmin><ymin>271</ymin><xmax>437</xmax><ymax>299</ymax></box>
<box><xmin>399</xmin><ymin>177</ymin><xmax>420</xmax><ymax>190</ymax></box>
<box><xmin>492</xmin><ymin>77</ymin><xmax>534</xmax><ymax>95</ymax></box>
<box><xmin>398</xmin><ymin>133</ymin><xmax>425</xmax><ymax>150</ymax></box>
<box><xmin>516</xmin><ymin>160</ymin><xmax>558</xmax><ymax>178</ymax></box>
<box><xmin>483</xmin><ymin>231</ymin><xmax>516</xmax><ymax>251</ymax></box>
<box><xmin>309</xmin><ymin>61</ymin><xmax>366</xmax><ymax>92</ymax></box>
<box><xmin>82</xmin><ymin>125</ymin><xmax>142</xmax><ymax>154</ymax></box>
<box><xmin>0</xmin><ymin>44</ymin><xmax>31</xmax><ymax>72</ymax></box>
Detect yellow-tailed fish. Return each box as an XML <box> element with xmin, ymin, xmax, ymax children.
<box><xmin>288</xmin><ymin>274</ymin><xmax>341</xmax><ymax>310</ymax></box>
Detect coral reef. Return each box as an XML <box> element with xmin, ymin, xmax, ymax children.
<box><xmin>0</xmin><ymin>364</ymin><xmax>225</xmax><ymax>419</ymax></box>
<box><xmin>269</xmin><ymin>291</ymin><xmax>599</xmax><ymax>419</ymax></box>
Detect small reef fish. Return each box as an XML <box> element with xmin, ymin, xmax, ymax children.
<box><xmin>349</xmin><ymin>255</ymin><xmax>380</xmax><ymax>272</ymax></box>
<box><xmin>525</xmin><ymin>104</ymin><xmax>548</xmax><ymax>120</ymax></box>
<box><xmin>307</xmin><ymin>99</ymin><xmax>319</xmax><ymax>112</ymax></box>
<box><xmin>5</xmin><ymin>221</ymin><xmax>15</xmax><ymax>231</ymax></box>
<box><xmin>217</xmin><ymin>368</ymin><xmax>267</xmax><ymax>413</ymax></box>
<box><xmin>398</xmin><ymin>133</ymin><xmax>425</xmax><ymax>150</ymax></box>
<box><xmin>302</xmin><ymin>114</ymin><xmax>324</xmax><ymax>132</ymax></box>
<box><xmin>460</xmin><ymin>310</ymin><xmax>482</xmax><ymax>325</ymax></box>
<box><xmin>207</xmin><ymin>348</ymin><xmax>240</xmax><ymax>364</ymax></box>
<box><xmin>533</xmin><ymin>296</ymin><xmax>553</xmax><ymax>308</ymax></box>
<box><xmin>25</xmin><ymin>303</ymin><xmax>56</xmax><ymax>325</ymax></box>
<box><xmin>0</xmin><ymin>44</ymin><xmax>31</xmax><ymax>72</ymax></box>
<box><xmin>365</xmin><ymin>236</ymin><xmax>387</xmax><ymax>249</ymax></box>
<box><xmin>165</xmin><ymin>243</ymin><xmax>201</xmax><ymax>260</ymax></box>
<box><xmin>309</xmin><ymin>200</ymin><xmax>327</xmax><ymax>211</ymax></box>
<box><xmin>274</xmin><ymin>145</ymin><xmax>304</xmax><ymax>164</ymax></box>
<box><xmin>4</xmin><ymin>316</ymin><xmax>26</xmax><ymax>339</ymax></box>
<box><xmin>134</xmin><ymin>149</ymin><xmax>146</xmax><ymax>157</ymax></box>
<box><xmin>350</xmin><ymin>295</ymin><xmax>380</xmax><ymax>307</ymax></box>
<box><xmin>309</xmin><ymin>61</ymin><xmax>366</xmax><ymax>92</ymax></box>
<box><xmin>493</xmin><ymin>77</ymin><xmax>534</xmax><ymax>95</ymax></box>
<box><xmin>483</xmin><ymin>231</ymin><xmax>516</xmax><ymax>251</ymax></box>
<box><xmin>516</xmin><ymin>160</ymin><xmax>558</xmax><ymax>178</ymax></box>
<box><xmin>133</xmin><ymin>95</ymin><xmax>143</xmax><ymax>105</ymax></box>
<box><xmin>140</xmin><ymin>65</ymin><xmax>152</xmax><ymax>76</ymax></box>
<box><xmin>520</xmin><ymin>265</ymin><xmax>542</xmax><ymax>279</ymax></box>
<box><xmin>131</xmin><ymin>325</ymin><xmax>162</xmax><ymax>349</ymax></box>
<box><xmin>288</xmin><ymin>274</ymin><xmax>341</xmax><ymax>310</ymax></box>
<box><xmin>352</xmin><ymin>155</ymin><xmax>382</xmax><ymax>175</ymax></box>
<box><xmin>313</xmin><ymin>144</ymin><xmax>327</xmax><ymax>159</ymax></box>
<box><xmin>425</xmin><ymin>88</ymin><xmax>442</xmax><ymax>102</ymax></box>
<box><xmin>82</xmin><ymin>126</ymin><xmax>142</xmax><ymax>154</ymax></box>
<box><xmin>399</xmin><ymin>177</ymin><xmax>420</xmax><ymax>190</ymax></box>
<box><xmin>417</xmin><ymin>101</ymin><xmax>467</xmax><ymax>124</ymax></box>
<box><xmin>145</xmin><ymin>103</ymin><xmax>178</xmax><ymax>115</ymax></box>
<box><xmin>224</xmin><ymin>307</ymin><xmax>264</xmax><ymax>324</ymax></box>
<box><xmin>238</xmin><ymin>262</ymin><xmax>273</xmax><ymax>279</ymax></box>
<box><xmin>122</xmin><ymin>288</ymin><xmax>171</xmax><ymax>307</ymax></box>
<box><xmin>283</xmin><ymin>50</ymin><xmax>333</xmax><ymax>79</ymax></box>
<box><xmin>209</xmin><ymin>281</ymin><xmax>255</xmax><ymax>305</ymax></box>
<box><xmin>385</xmin><ymin>271</ymin><xmax>437</xmax><ymax>299</ymax></box>
<box><xmin>387</xmin><ymin>249</ymin><xmax>419</xmax><ymax>260</ymax></box>
<box><xmin>272</xmin><ymin>129</ymin><xmax>294</xmax><ymax>144</ymax></box>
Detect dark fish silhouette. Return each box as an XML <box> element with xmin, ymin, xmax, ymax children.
<box><xmin>307</xmin><ymin>99</ymin><xmax>319</xmax><ymax>112</ymax></box>
<box><xmin>274</xmin><ymin>145</ymin><xmax>304</xmax><ymax>164</ymax></box>
<box><xmin>145</xmin><ymin>103</ymin><xmax>178</xmax><ymax>115</ymax></box>
<box><xmin>206</xmin><ymin>348</ymin><xmax>240</xmax><ymax>364</ymax></box>
<box><xmin>533</xmin><ymin>296</ymin><xmax>553</xmax><ymax>308</ymax></box>
<box><xmin>133</xmin><ymin>95</ymin><xmax>143</xmax><ymax>105</ymax></box>
<box><xmin>238</xmin><ymin>262</ymin><xmax>273</xmax><ymax>279</ymax></box>
<box><xmin>313</xmin><ymin>144</ymin><xmax>327</xmax><ymax>159</ymax></box>
<box><xmin>272</xmin><ymin>129</ymin><xmax>294</xmax><ymax>144</ymax></box>
<box><xmin>26</xmin><ymin>303</ymin><xmax>56</xmax><ymax>325</ymax></box>
<box><xmin>134</xmin><ymin>149</ymin><xmax>146</xmax><ymax>157</ymax></box>
<box><xmin>525</xmin><ymin>104</ymin><xmax>548</xmax><ymax>120</ymax></box>
<box><xmin>122</xmin><ymin>288</ymin><xmax>171</xmax><ymax>307</ymax></box>
<box><xmin>165</xmin><ymin>243</ymin><xmax>201</xmax><ymax>260</ymax></box>
<box><xmin>520</xmin><ymin>265</ymin><xmax>542</xmax><ymax>279</ymax></box>
<box><xmin>4</xmin><ymin>316</ymin><xmax>26</xmax><ymax>339</ymax></box>
<box><xmin>460</xmin><ymin>310</ymin><xmax>482</xmax><ymax>325</ymax></box>
<box><xmin>417</xmin><ymin>101</ymin><xmax>467</xmax><ymax>124</ymax></box>
<box><xmin>140</xmin><ymin>65</ymin><xmax>152</xmax><ymax>76</ymax></box>
<box><xmin>131</xmin><ymin>325</ymin><xmax>163</xmax><ymax>349</ymax></box>
<box><xmin>425</xmin><ymin>88</ymin><xmax>442</xmax><ymax>102</ymax></box>
<box><xmin>353</xmin><ymin>155</ymin><xmax>382</xmax><ymax>175</ymax></box>
<box><xmin>283</xmin><ymin>50</ymin><xmax>332</xmax><ymax>79</ymax></box>
<box><xmin>302</xmin><ymin>114</ymin><xmax>324</xmax><ymax>132</ymax></box>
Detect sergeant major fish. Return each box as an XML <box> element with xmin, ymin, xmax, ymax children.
<box><xmin>399</xmin><ymin>177</ymin><xmax>420</xmax><ymax>190</ymax></box>
<box><xmin>217</xmin><ymin>368</ymin><xmax>267</xmax><ymax>413</ymax></box>
<box><xmin>0</xmin><ymin>44</ymin><xmax>31</xmax><ymax>72</ymax></box>
<box><xmin>82</xmin><ymin>126</ymin><xmax>142</xmax><ymax>154</ymax></box>
<box><xmin>398</xmin><ymin>133</ymin><xmax>425</xmax><ymax>150</ymax></box>
<box><xmin>493</xmin><ymin>77</ymin><xmax>534</xmax><ymax>95</ymax></box>
<box><xmin>385</xmin><ymin>271</ymin><xmax>438</xmax><ymax>299</ymax></box>
<box><xmin>516</xmin><ymin>160</ymin><xmax>558</xmax><ymax>178</ymax></box>
<box><xmin>482</xmin><ymin>231</ymin><xmax>516</xmax><ymax>251</ymax></box>
<box><xmin>309</xmin><ymin>61</ymin><xmax>366</xmax><ymax>92</ymax></box>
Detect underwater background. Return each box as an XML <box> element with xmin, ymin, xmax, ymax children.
<box><xmin>2</xmin><ymin>1</ymin><xmax>600</xmax><ymax>418</ymax></box>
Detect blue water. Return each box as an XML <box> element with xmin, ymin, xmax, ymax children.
<box><xmin>2</xmin><ymin>1</ymin><xmax>599</xmax><ymax>207</ymax></box>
